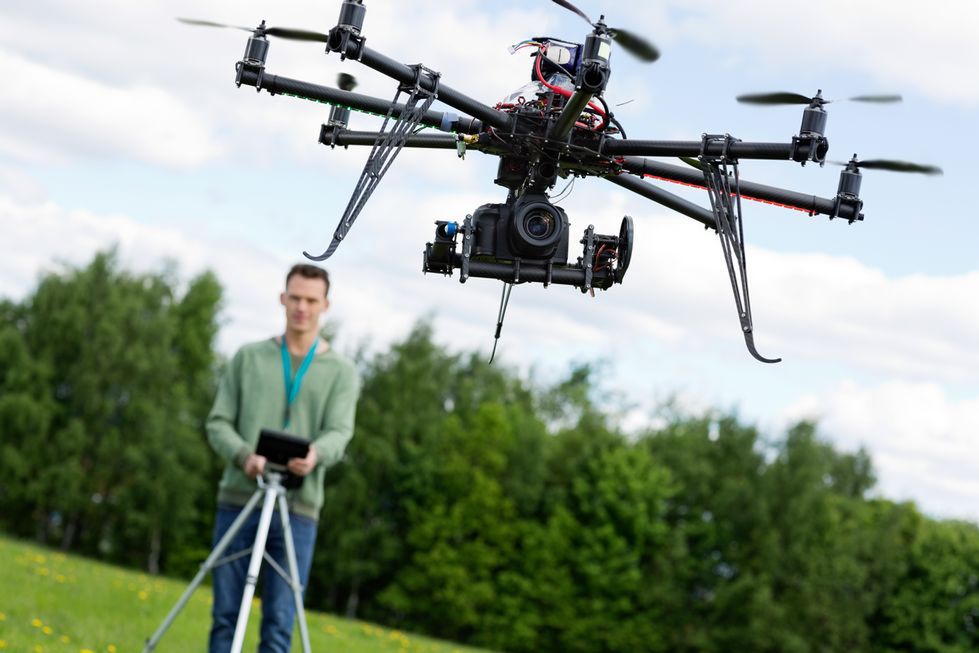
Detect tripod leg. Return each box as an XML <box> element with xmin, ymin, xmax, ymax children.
<box><xmin>277</xmin><ymin>495</ymin><xmax>313</xmax><ymax>653</ymax></box>
<box><xmin>229</xmin><ymin>484</ymin><xmax>280</xmax><ymax>653</ymax></box>
<box><xmin>142</xmin><ymin>489</ymin><xmax>264</xmax><ymax>653</ymax></box>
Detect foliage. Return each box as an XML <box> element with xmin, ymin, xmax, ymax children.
<box><xmin>2</xmin><ymin>250</ymin><xmax>978</xmax><ymax>653</ymax></box>
<box><xmin>0</xmin><ymin>250</ymin><xmax>222</xmax><ymax>573</ymax></box>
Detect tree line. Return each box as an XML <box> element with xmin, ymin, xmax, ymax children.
<box><xmin>1</xmin><ymin>251</ymin><xmax>976</xmax><ymax>652</ymax></box>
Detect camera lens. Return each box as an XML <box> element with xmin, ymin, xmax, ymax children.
<box><xmin>524</xmin><ymin>211</ymin><xmax>555</xmax><ymax>239</ymax></box>
<box><xmin>509</xmin><ymin>195</ymin><xmax>566</xmax><ymax>260</ymax></box>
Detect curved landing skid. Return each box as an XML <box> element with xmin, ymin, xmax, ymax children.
<box><xmin>743</xmin><ymin>330</ymin><xmax>781</xmax><ymax>364</ymax></box>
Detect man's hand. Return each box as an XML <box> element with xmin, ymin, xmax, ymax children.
<box><xmin>287</xmin><ymin>447</ymin><xmax>318</xmax><ymax>477</ymax></box>
<box><xmin>243</xmin><ymin>453</ymin><xmax>267</xmax><ymax>479</ymax></box>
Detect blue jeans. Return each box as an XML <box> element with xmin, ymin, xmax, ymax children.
<box><xmin>208</xmin><ymin>504</ymin><xmax>317</xmax><ymax>653</ymax></box>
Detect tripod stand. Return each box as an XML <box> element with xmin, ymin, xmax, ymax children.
<box><xmin>143</xmin><ymin>471</ymin><xmax>312</xmax><ymax>653</ymax></box>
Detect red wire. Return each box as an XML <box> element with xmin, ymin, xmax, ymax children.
<box><xmin>593</xmin><ymin>244</ymin><xmax>613</xmax><ymax>272</ymax></box>
<box><xmin>534</xmin><ymin>53</ymin><xmax>606</xmax><ymax>118</ymax></box>
<box><xmin>638</xmin><ymin>173</ymin><xmax>816</xmax><ymax>215</ymax></box>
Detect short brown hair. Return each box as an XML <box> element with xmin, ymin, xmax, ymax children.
<box><xmin>286</xmin><ymin>264</ymin><xmax>330</xmax><ymax>296</ymax></box>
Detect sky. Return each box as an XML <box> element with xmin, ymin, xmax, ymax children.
<box><xmin>3</xmin><ymin>0</ymin><xmax>978</xmax><ymax>522</ymax></box>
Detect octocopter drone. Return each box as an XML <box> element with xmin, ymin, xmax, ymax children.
<box><xmin>181</xmin><ymin>0</ymin><xmax>941</xmax><ymax>363</ymax></box>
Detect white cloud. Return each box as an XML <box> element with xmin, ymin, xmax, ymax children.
<box><xmin>781</xmin><ymin>380</ymin><xmax>979</xmax><ymax>522</ymax></box>
<box><xmin>660</xmin><ymin>0</ymin><xmax>979</xmax><ymax>105</ymax></box>
<box><xmin>0</xmin><ymin>49</ymin><xmax>222</xmax><ymax>167</ymax></box>
<box><xmin>0</xmin><ymin>166</ymin><xmax>47</xmax><ymax>204</ymax></box>
<box><xmin>753</xmin><ymin>251</ymin><xmax>979</xmax><ymax>381</ymax></box>
<box><xmin>539</xmin><ymin>188</ymin><xmax>979</xmax><ymax>382</ymax></box>
<box><xmin>0</xmin><ymin>195</ymin><xmax>284</xmax><ymax>350</ymax></box>
<box><xmin>0</xmin><ymin>0</ymin><xmax>552</xmax><ymax>168</ymax></box>
<box><xmin>0</xmin><ymin>190</ymin><xmax>507</xmax><ymax>357</ymax></box>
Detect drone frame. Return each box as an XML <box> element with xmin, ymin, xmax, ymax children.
<box><xmin>228</xmin><ymin>1</ymin><xmax>870</xmax><ymax>363</ymax></box>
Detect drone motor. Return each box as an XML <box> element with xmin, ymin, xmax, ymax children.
<box><xmin>243</xmin><ymin>30</ymin><xmax>269</xmax><ymax>66</ymax></box>
<box><xmin>329</xmin><ymin>0</ymin><xmax>367</xmax><ymax>58</ymax></box>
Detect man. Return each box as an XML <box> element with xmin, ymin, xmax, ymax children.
<box><xmin>206</xmin><ymin>263</ymin><xmax>360</xmax><ymax>653</ymax></box>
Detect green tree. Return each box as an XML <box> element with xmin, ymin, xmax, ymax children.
<box><xmin>0</xmin><ymin>301</ymin><xmax>57</xmax><ymax>534</ymax></box>
<box><xmin>378</xmin><ymin>404</ymin><xmax>519</xmax><ymax>641</ymax></box>
<box><xmin>875</xmin><ymin>516</ymin><xmax>979</xmax><ymax>652</ymax></box>
<box><xmin>311</xmin><ymin>322</ymin><xmax>463</xmax><ymax>617</ymax></box>
<box><xmin>640</xmin><ymin>412</ymin><xmax>781</xmax><ymax>653</ymax></box>
<box><xmin>762</xmin><ymin>421</ymin><xmax>883</xmax><ymax>652</ymax></box>
<box><xmin>0</xmin><ymin>250</ymin><xmax>222</xmax><ymax>572</ymax></box>
<box><xmin>488</xmin><ymin>367</ymin><xmax>673</xmax><ymax>653</ymax></box>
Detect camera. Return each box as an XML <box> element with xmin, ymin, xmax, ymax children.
<box><xmin>424</xmin><ymin>192</ymin><xmax>633</xmax><ymax>292</ymax></box>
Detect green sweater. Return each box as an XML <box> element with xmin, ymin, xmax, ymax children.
<box><xmin>206</xmin><ymin>338</ymin><xmax>360</xmax><ymax>520</ymax></box>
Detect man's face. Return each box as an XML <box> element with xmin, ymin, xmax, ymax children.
<box><xmin>280</xmin><ymin>275</ymin><xmax>329</xmax><ymax>335</ymax></box>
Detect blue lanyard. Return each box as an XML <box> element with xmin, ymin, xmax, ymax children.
<box><xmin>280</xmin><ymin>337</ymin><xmax>318</xmax><ymax>428</ymax></box>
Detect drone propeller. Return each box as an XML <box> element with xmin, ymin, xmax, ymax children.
<box><xmin>608</xmin><ymin>28</ymin><xmax>660</xmax><ymax>63</ymax></box>
<box><xmin>678</xmin><ymin>156</ymin><xmax>704</xmax><ymax>171</ymax></box>
<box><xmin>552</xmin><ymin>0</ymin><xmax>591</xmax><ymax>23</ymax></box>
<box><xmin>177</xmin><ymin>17</ymin><xmax>252</xmax><ymax>31</ymax></box>
<box><xmin>550</xmin><ymin>0</ymin><xmax>660</xmax><ymax>62</ymax></box>
<box><xmin>834</xmin><ymin>156</ymin><xmax>943</xmax><ymax>175</ymax></box>
<box><xmin>337</xmin><ymin>73</ymin><xmax>358</xmax><ymax>92</ymax></box>
<box><xmin>177</xmin><ymin>17</ymin><xmax>331</xmax><ymax>43</ymax></box>
<box><xmin>736</xmin><ymin>90</ymin><xmax>903</xmax><ymax>106</ymax></box>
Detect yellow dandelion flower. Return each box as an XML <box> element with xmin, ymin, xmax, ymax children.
<box><xmin>80</xmin><ymin>649</ymin><xmax>95</xmax><ymax>653</ymax></box>
<box><xmin>42</xmin><ymin>626</ymin><xmax>53</xmax><ymax>635</ymax></box>
<box><xmin>31</xmin><ymin>618</ymin><xmax>43</xmax><ymax>627</ymax></box>
<box><xmin>138</xmin><ymin>591</ymin><xmax>149</xmax><ymax>600</ymax></box>
<box><xmin>36</xmin><ymin>568</ymin><xmax>50</xmax><ymax>576</ymax></box>
<box><xmin>0</xmin><ymin>612</ymin><xmax>5</xmax><ymax>620</ymax></box>
<box><xmin>60</xmin><ymin>636</ymin><xmax>70</xmax><ymax>644</ymax></box>
<box><xmin>56</xmin><ymin>575</ymin><xmax>66</xmax><ymax>583</ymax></box>
<box><xmin>34</xmin><ymin>554</ymin><xmax>46</xmax><ymax>563</ymax></box>
<box><xmin>107</xmin><ymin>645</ymin><xmax>118</xmax><ymax>653</ymax></box>
<box><xmin>33</xmin><ymin>645</ymin><xmax>43</xmax><ymax>653</ymax></box>
<box><xmin>0</xmin><ymin>640</ymin><xmax>7</xmax><ymax>649</ymax></box>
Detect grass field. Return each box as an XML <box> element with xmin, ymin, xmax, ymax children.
<box><xmin>0</xmin><ymin>535</ymin><xmax>493</xmax><ymax>653</ymax></box>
